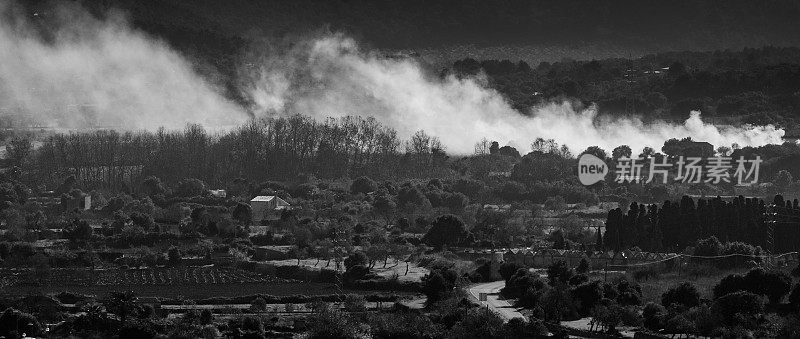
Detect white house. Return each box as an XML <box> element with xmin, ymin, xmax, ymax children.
<box><xmin>250</xmin><ymin>195</ymin><xmax>291</xmax><ymax>221</ymax></box>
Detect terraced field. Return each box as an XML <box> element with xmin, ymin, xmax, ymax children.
<box><xmin>0</xmin><ymin>266</ymin><xmax>291</xmax><ymax>287</ymax></box>
<box><xmin>0</xmin><ymin>266</ymin><xmax>342</xmax><ymax>298</ymax></box>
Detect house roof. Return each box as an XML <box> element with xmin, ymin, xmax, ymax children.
<box><xmin>251</xmin><ymin>195</ymin><xmax>276</xmax><ymax>202</ymax></box>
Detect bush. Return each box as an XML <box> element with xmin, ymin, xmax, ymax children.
<box><xmin>789</xmin><ymin>283</ymin><xmax>800</xmax><ymax>309</ymax></box>
<box><xmin>502</xmin><ymin>268</ymin><xmax>545</xmax><ymax>299</ymax></box>
<box><xmin>498</xmin><ymin>262</ymin><xmax>522</xmax><ymax>282</ymax></box>
<box><xmin>661</xmin><ymin>282</ymin><xmax>700</xmax><ymax>308</ymax></box>
<box><xmin>344</xmin><ymin>251</ymin><xmax>368</xmax><ymax>271</ymax></box>
<box><xmin>576</xmin><ymin>258</ymin><xmax>589</xmax><ymax>274</ymax></box>
<box><xmin>421</xmin><ymin>268</ymin><xmax>458</xmax><ymax>303</ymax></box>
<box><xmin>571</xmin><ymin>280</ymin><xmax>604</xmax><ymax>315</ymax></box>
<box><xmin>569</xmin><ymin>274</ymin><xmax>588</xmax><ymax>286</ymax></box>
<box><xmin>619</xmin><ymin>306</ymin><xmax>642</xmax><ymax>327</ymax></box>
<box><xmin>663</xmin><ymin>314</ymin><xmax>694</xmax><ymax>337</ymax></box>
<box><xmin>720</xmin><ymin>241</ymin><xmax>759</xmax><ymax>267</ymax></box>
<box><xmin>250</xmin><ymin>297</ymin><xmax>267</xmax><ymax>313</ymax></box>
<box><xmin>718</xmin><ymin>276</ymin><xmax>749</xmax><ymax>301</ymax></box>
<box><xmin>712</xmin><ymin>291</ymin><xmax>764</xmax><ymax>325</ymax></box>
<box><xmin>642</xmin><ymin>302</ymin><xmax>665</xmax><ymax>330</ymax></box>
<box><xmin>167</xmin><ymin>246</ymin><xmax>181</xmax><ymax>264</ymax></box>
<box><xmin>746</xmin><ymin>268</ymin><xmax>792</xmax><ymax>304</ymax></box>
<box><xmin>544</xmin><ymin>196</ymin><xmax>566</xmax><ymax>211</ymax></box>
<box><xmin>344</xmin><ymin>295</ymin><xmax>366</xmax><ymax>312</ymax></box>
<box><xmin>175</xmin><ymin>178</ymin><xmax>206</xmax><ymax>197</ymax></box>
<box><xmin>615</xmin><ymin>279</ymin><xmax>642</xmax><ymax>306</ymax></box>
<box><xmin>0</xmin><ymin>308</ymin><xmax>42</xmax><ymax>338</ymax></box>
<box><xmin>350</xmin><ymin>176</ymin><xmax>377</xmax><ymax>195</ymax></box>
<box><xmin>343</xmin><ymin>265</ymin><xmax>370</xmax><ymax>282</ymax></box>
<box><xmin>694</xmin><ymin>236</ymin><xmax>722</xmax><ymax>256</ymax></box>
<box><xmin>715</xmin><ymin>269</ymin><xmax>793</xmax><ymax>303</ymax></box>
<box><xmin>546</xmin><ymin>260</ymin><xmax>573</xmax><ymax>286</ymax></box>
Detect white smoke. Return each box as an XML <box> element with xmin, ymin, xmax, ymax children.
<box><xmin>0</xmin><ymin>2</ymin><xmax>246</xmax><ymax>130</ymax></box>
<box><xmin>0</xmin><ymin>1</ymin><xmax>785</xmax><ymax>154</ymax></box>
<box><xmin>247</xmin><ymin>35</ymin><xmax>785</xmax><ymax>154</ymax></box>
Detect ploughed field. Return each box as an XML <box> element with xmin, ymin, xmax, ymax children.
<box><xmin>0</xmin><ymin>266</ymin><xmax>342</xmax><ymax>298</ymax></box>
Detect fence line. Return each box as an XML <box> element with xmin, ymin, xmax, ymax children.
<box><xmin>607</xmin><ymin>251</ymin><xmax>799</xmax><ymax>269</ymax></box>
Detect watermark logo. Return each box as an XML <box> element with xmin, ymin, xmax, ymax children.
<box><xmin>578</xmin><ymin>153</ymin><xmax>608</xmax><ymax>185</ymax></box>
<box><xmin>613</xmin><ymin>156</ymin><xmax>762</xmax><ymax>185</ymax></box>
<box><xmin>577</xmin><ymin>155</ymin><xmax>762</xmax><ymax>186</ymax></box>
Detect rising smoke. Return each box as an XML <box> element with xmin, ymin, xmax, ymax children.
<box><xmin>0</xmin><ymin>2</ymin><xmax>785</xmax><ymax>155</ymax></box>
<box><xmin>0</xmin><ymin>2</ymin><xmax>246</xmax><ymax>130</ymax></box>
<box><xmin>246</xmin><ymin>34</ymin><xmax>785</xmax><ymax>154</ymax></box>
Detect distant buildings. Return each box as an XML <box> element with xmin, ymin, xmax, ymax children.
<box><xmin>250</xmin><ymin>196</ymin><xmax>291</xmax><ymax>221</ymax></box>
<box><xmin>209</xmin><ymin>189</ymin><xmax>227</xmax><ymax>198</ymax></box>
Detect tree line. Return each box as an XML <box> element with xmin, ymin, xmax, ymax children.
<box><xmin>23</xmin><ymin>115</ymin><xmax>450</xmax><ymax>191</ymax></box>
<box><xmin>450</xmin><ymin>46</ymin><xmax>800</xmax><ymax>132</ymax></box>
<box><xmin>603</xmin><ymin>195</ymin><xmax>800</xmax><ymax>253</ymax></box>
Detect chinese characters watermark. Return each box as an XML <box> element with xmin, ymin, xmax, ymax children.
<box><xmin>614</xmin><ymin>156</ymin><xmax>762</xmax><ymax>185</ymax></box>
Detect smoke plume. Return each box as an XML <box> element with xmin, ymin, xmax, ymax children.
<box><xmin>246</xmin><ymin>35</ymin><xmax>785</xmax><ymax>154</ymax></box>
<box><xmin>0</xmin><ymin>2</ymin><xmax>246</xmax><ymax>130</ymax></box>
<box><xmin>0</xmin><ymin>1</ymin><xmax>785</xmax><ymax>155</ymax></box>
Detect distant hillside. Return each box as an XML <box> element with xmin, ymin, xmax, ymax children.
<box><xmin>76</xmin><ymin>0</ymin><xmax>800</xmax><ymax>60</ymax></box>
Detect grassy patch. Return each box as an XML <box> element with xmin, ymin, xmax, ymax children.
<box><xmin>632</xmin><ymin>265</ymin><xmax>749</xmax><ymax>304</ymax></box>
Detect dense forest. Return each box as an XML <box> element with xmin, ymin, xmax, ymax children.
<box><xmin>65</xmin><ymin>0</ymin><xmax>800</xmax><ymax>50</ymax></box>
<box><xmin>448</xmin><ymin>47</ymin><xmax>800</xmax><ymax>133</ymax></box>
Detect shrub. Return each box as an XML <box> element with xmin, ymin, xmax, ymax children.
<box><xmin>471</xmin><ymin>260</ymin><xmax>493</xmax><ymax>282</ymax></box>
<box><xmin>569</xmin><ymin>274</ymin><xmax>588</xmax><ymax>286</ymax></box>
<box><xmin>0</xmin><ymin>308</ymin><xmax>42</xmax><ymax>338</ymax></box>
<box><xmin>712</xmin><ymin>291</ymin><xmax>764</xmax><ymax>325</ymax></box>
<box><xmin>449</xmin><ymin>308</ymin><xmax>506</xmax><ymax>339</ymax></box>
<box><xmin>571</xmin><ymin>280</ymin><xmax>604</xmax><ymax>315</ymax></box>
<box><xmin>344</xmin><ymin>251</ymin><xmax>368</xmax><ymax>271</ymax></box>
<box><xmin>789</xmin><ymin>283</ymin><xmax>800</xmax><ymax>309</ymax></box>
<box><xmin>546</xmin><ymin>260</ymin><xmax>573</xmax><ymax>286</ymax></box>
<box><xmin>619</xmin><ymin>306</ymin><xmax>642</xmax><ymax>326</ymax></box>
<box><xmin>716</xmin><ymin>268</ymin><xmax>793</xmax><ymax>303</ymax></box>
<box><xmin>713</xmin><ymin>273</ymin><xmax>747</xmax><ymax>299</ymax></box>
<box><xmin>350</xmin><ymin>176</ymin><xmax>377</xmax><ymax>195</ymax></box>
<box><xmin>746</xmin><ymin>268</ymin><xmax>792</xmax><ymax>304</ymax></box>
<box><xmin>694</xmin><ymin>236</ymin><xmax>722</xmax><ymax>257</ymax></box>
<box><xmin>544</xmin><ymin>196</ymin><xmax>566</xmax><ymax>211</ymax></box>
<box><xmin>540</xmin><ymin>285</ymin><xmax>578</xmax><ymax>322</ymax></box>
<box><xmin>502</xmin><ymin>268</ymin><xmax>545</xmax><ymax>299</ymax></box>
<box><xmin>615</xmin><ymin>279</ymin><xmax>642</xmax><ymax>306</ymax></box>
<box><xmin>344</xmin><ymin>295</ymin><xmax>367</xmax><ymax>312</ymax></box>
<box><xmin>720</xmin><ymin>241</ymin><xmax>758</xmax><ymax>267</ymax></box>
<box><xmin>167</xmin><ymin>246</ymin><xmax>181</xmax><ymax>264</ymax></box>
<box><xmin>10</xmin><ymin>242</ymin><xmax>35</xmax><ymax>259</ymax></box>
<box><xmin>421</xmin><ymin>268</ymin><xmax>458</xmax><ymax>303</ymax></box>
<box><xmin>576</xmin><ymin>258</ymin><xmax>590</xmax><ymax>274</ymax></box>
<box><xmin>498</xmin><ymin>262</ymin><xmax>522</xmax><ymax>282</ymax></box>
<box><xmin>0</xmin><ymin>242</ymin><xmax>9</xmax><ymax>260</ymax></box>
<box><xmin>685</xmin><ymin>304</ymin><xmax>720</xmax><ymax>337</ymax></box>
<box><xmin>422</xmin><ymin>214</ymin><xmax>471</xmax><ymax>249</ymax></box>
<box><xmin>343</xmin><ymin>265</ymin><xmax>370</xmax><ymax>282</ymax></box>
<box><xmin>642</xmin><ymin>302</ymin><xmax>665</xmax><ymax>330</ymax></box>
<box><xmin>250</xmin><ymin>297</ymin><xmax>267</xmax><ymax>313</ymax></box>
<box><xmin>175</xmin><ymin>178</ymin><xmax>206</xmax><ymax>197</ymax></box>
<box><xmin>663</xmin><ymin>314</ymin><xmax>694</xmax><ymax>337</ymax></box>
<box><xmin>199</xmin><ymin>309</ymin><xmax>213</xmax><ymax>325</ymax></box>
<box><xmin>661</xmin><ymin>282</ymin><xmax>700</xmax><ymax>308</ymax></box>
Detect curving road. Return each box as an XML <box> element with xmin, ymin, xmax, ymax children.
<box><xmin>466</xmin><ymin>280</ymin><xmax>527</xmax><ymax>322</ymax></box>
